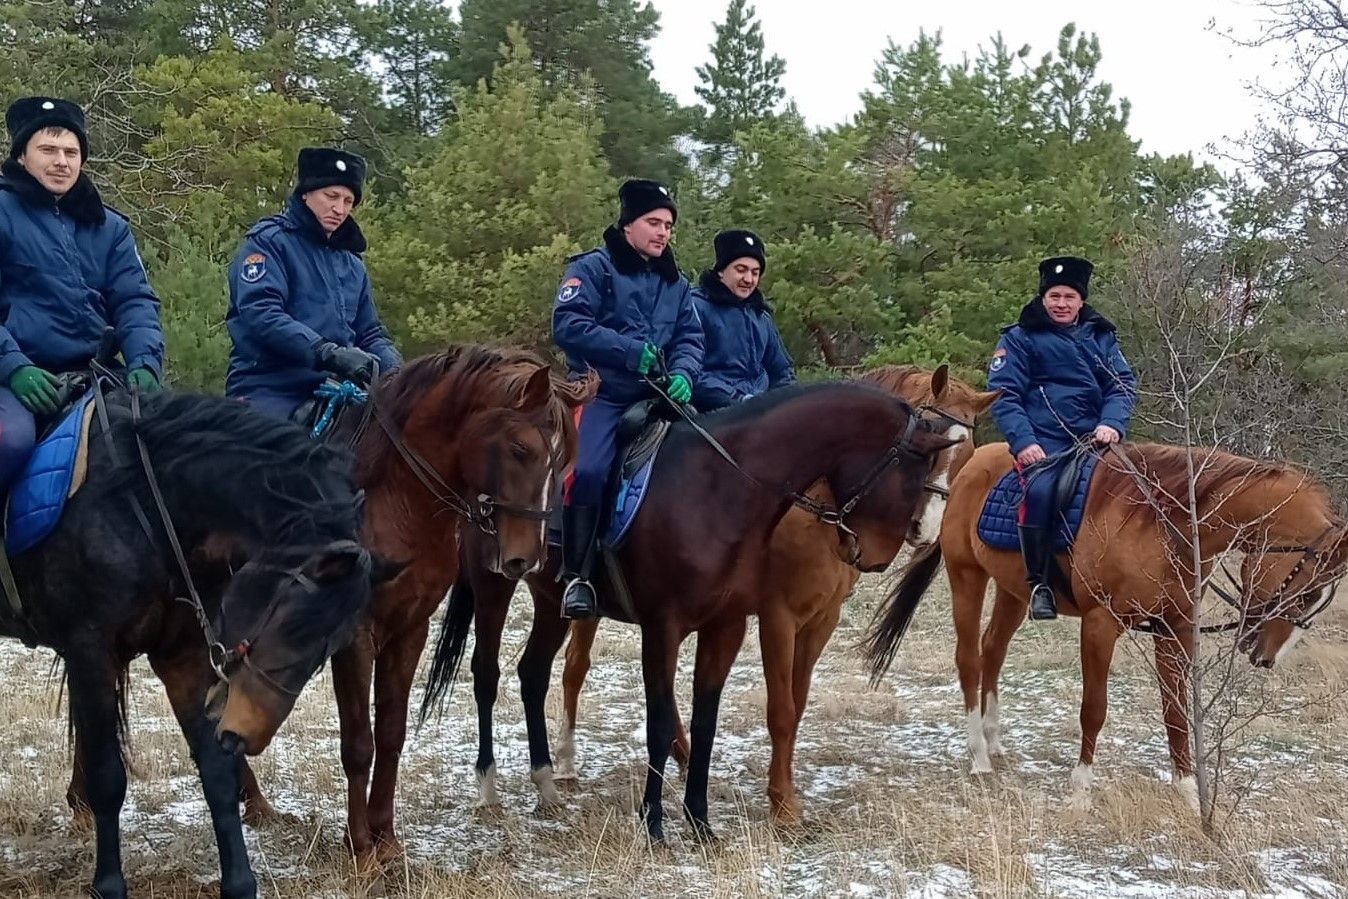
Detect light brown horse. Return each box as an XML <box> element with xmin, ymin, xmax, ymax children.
<box><xmin>865</xmin><ymin>441</ymin><xmax>1348</xmax><ymax>809</ymax></box>
<box><xmin>549</xmin><ymin>364</ymin><xmax>998</xmax><ymax>823</ymax></box>
<box><xmin>68</xmin><ymin>346</ymin><xmax>598</xmax><ymax>866</ymax></box>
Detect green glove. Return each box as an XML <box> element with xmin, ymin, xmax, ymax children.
<box><xmin>637</xmin><ymin>342</ymin><xmax>658</xmax><ymax>375</ymax></box>
<box><xmin>127</xmin><ymin>367</ymin><xmax>161</xmax><ymax>392</ymax></box>
<box><xmin>668</xmin><ymin>373</ymin><xmax>692</xmax><ymax>404</ymax></box>
<box><xmin>9</xmin><ymin>365</ymin><xmax>61</xmax><ymax>415</ymax></box>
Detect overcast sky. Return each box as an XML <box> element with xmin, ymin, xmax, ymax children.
<box><xmin>645</xmin><ymin>0</ymin><xmax>1287</xmax><ymax>165</ymax></box>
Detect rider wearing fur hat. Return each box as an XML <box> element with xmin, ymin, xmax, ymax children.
<box><xmin>0</xmin><ymin>96</ymin><xmax>165</xmax><ymax>491</ymax></box>
<box><xmin>988</xmin><ymin>256</ymin><xmax>1137</xmax><ymax>621</ymax></box>
<box><xmin>225</xmin><ymin>147</ymin><xmax>401</xmax><ymax>419</ymax></box>
<box><xmin>690</xmin><ymin>229</ymin><xmax>793</xmax><ymax>412</ymax></box>
<box><xmin>552</xmin><ymin>178</ymin><xmax>705</xmax><ymax>619</ymax></box>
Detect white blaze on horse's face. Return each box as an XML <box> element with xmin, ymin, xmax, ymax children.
<box><xmin>911</xmin><ymin>424</ymin><xmax>969</xmax><ymax>547</ymax></box>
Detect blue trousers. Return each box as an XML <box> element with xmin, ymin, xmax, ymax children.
<box><xmin>0</xmin><ymin>388</ymin><xmax>37</xmax><ymax>493</ymax></box>
<box><xmin>235</xmin><ymin>390</ymin><xmax>307</xmax><ymax>422</ymax></box>
<box><xmin>1017</xmin><ymin>451</ymin><xmax>1075</xmax><ymax>532</ymax></box>
<box><xmin>564</xmin><ymin>395</ymin><xmax>627</xmax><ymax>507</ymax></box>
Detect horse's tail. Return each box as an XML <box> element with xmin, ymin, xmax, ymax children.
<box><xmin>863</xmin><ymin>542</ymin><xmax>944</xmax><ymax>686</ymax></box>
<box><xmin>419</xmin><ymin>576</ymin><xmax>476</xmax><ymax>727</ymax></box>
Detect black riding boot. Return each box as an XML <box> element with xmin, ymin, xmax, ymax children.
<box><xmin>560</xmin><ymin>504</ymin><xmax>600</xmax><ymax>619</ymax></box>
<box><xmin>1019</xmin><ymin>524</ymin><xmax>1058</xmax><ymax>621</ymax></box>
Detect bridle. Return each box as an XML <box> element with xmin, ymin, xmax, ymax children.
<box><xmin>1208</xmin><ymin>523</ymin><xmax>1345</xmax><ymax>633</ymax></box>
<box><xmin>643</xmin><ymin>376</ymin><xmax>957</xmax><ymax>568</ymax></box>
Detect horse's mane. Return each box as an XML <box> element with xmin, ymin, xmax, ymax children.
<box><xmin>695</xmin><ymin>379</ymin><xmax>915</xmax><ymax>430</ymax></box>
<box><xmin>111</xmin><ymin>391</ymin><xmax>360</xmax><ymax>549</ymax></box>
<box><xmin>860</xmin><ymin>364</ymin><xmax>985</xmax><ymax>407</ymax></box>
<box><xmin>354</xmin><ymin>344</ymin><xmax>593</xmax><ymax>482</ymax></box>
<box><xmin>1098</xmin><ymin>442</ymin><xmax>1329</xmax><ymax>511</ymax></box>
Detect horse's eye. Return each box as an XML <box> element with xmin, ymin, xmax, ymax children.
<box><xmin>511</xmin><ymin>442</ymin><xmax>531</xmax><ymax>462</ymax></box>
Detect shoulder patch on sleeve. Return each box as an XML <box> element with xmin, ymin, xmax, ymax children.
<box><xmin>989</xmin><ymin>346</ymin><xmax>1007</xmax><ymax>372</ymax></box>
<box><xmin>240</xmin><ymin>253</ymin><xmax>267</xmax><ymax>283</ymax></box>
<box><xmin>556</xmin><ymin>276</ymin><xmax>583</xmax><ymax>304</ymax></box>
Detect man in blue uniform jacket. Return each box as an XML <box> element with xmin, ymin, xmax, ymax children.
<box><xmin>988</xmin><ymin>255</ymin><xmax>1137</xmax><ymax>621</ymax></box>
<box><xmin>690</xmin><ymin>229</ymin><xmax>793</xmax><ymax>411</ymax></box>
<box><xmin>0</xmin><ymin>96</ymin><xmax>164</xmax><ymax>492</ymax></box>
<box><xmin>226</xmin><ymin>147</ymin><xmax>401</xmax><ymax>419</ymax></box>
<box><xmin>552</xmin><ymin>178</ymin><xmax>704</xmax><ymax>619</ymax></box>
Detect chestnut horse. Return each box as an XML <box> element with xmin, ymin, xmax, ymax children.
<box><xmin>425</xmin><ymin>381</ymin><xmax>964</xmax><ymax>840</ymax></box>
<box><xmin>865</xmin><ymin>441</ymin><xmax>1348</xmax><ymax>809</ymax></box>
<box><xmin>69</xmin><ymin>346</ymin><xmax>597</xmax><ymax>866</ymax></box>
<box><xmin>554</xmin><ymin>364</ymin><xmax>998</xmax><ymax>823</ymax></box>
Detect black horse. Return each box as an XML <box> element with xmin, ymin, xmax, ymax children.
<box><xmin>0</xmin><ymin>390</ymin><xmax>393</xmax><ymax>899</ymax></box>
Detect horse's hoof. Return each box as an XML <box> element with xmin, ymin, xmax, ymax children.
<box><xmin>770</xmin><ymin>796</ymin><xmax>804</xmax><ymax>830</ymax></box>
<box><xmin>1174</xmin><ymin>775</ymin><xmax>1200</xmax><ymax>815</ymax></box>
<box><xmin>986</xmin><ymin>739</ymin><xmax>1008</xmax><ymax>757</ymax></box>
<box><xmin>242</xmin><ymin>797</ymin><xmax>293</xmax><ymax>828</ymax></box>
<box><xmin>373</xmin><ymin>834</ymin><xmax>405</xmax><ymax>866</ymax></box>
<box><xmin>90</xmin><ymin>874</ymin><xmax>130</xmax><ymax>899</ymax></box>
<box><xmin>970</xmin><ymin>760</ymin><xmax>994</xmax><ymax>776</ymax></box>
<box><xmin>69</xmin><ymin>804</ymin><xmax>94</xmax><ymax>833</ymax></box>
<box><xmin>553</xmin><ymin>761</ymin><xmax>579</xmax><ymax>782</ymax></box>
<box><xmin>687</xmin><ymin>819</ymin><xmax>719</xmax><ymax>845</ymax></box>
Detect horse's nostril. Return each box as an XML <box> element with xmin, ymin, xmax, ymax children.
<box><xmin>503</xmin><ymin>558</ymin><xmax>530</xmax><ymax>579</ymax></box>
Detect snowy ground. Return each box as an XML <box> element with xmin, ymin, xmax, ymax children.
<box><xmin>1</xmin><ymin>573</ymin><xmax>1346</xmax><ymax>897</ymax></box>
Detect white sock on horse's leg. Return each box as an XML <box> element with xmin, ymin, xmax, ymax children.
<box><xmin>967</xmin><ymin>708</ymin><xmax>993</xmax><ymax>774</ymax></box>
<box><xmin>1068</xmin><ymin>763</ymin><xmax>1094</xmax><ymax>810</ymax></box>
<box><xmin>475</xmin><ymin>764</ymin><xmax>500</xmax><ymax>809</ymax></box>
<box><xmin>983</xmin><ymin>693</ymin><xmax>1006</xmax><ymax>756</ymax></box>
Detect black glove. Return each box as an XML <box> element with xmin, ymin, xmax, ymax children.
<box><xmin>315</xmin><ymin>342</ymin><xmax>378</xmax><ymax>386</ymax></box>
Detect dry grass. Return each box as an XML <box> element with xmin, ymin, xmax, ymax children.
<box><xmin>2</xmin><ymin>572</ymin><xmax>1346</xmax><ymax>898</ymax></box>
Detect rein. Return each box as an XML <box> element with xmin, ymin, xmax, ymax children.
<box><xmin>642</xmin><ymin>374</ymin><xmax>948</xmax><ymax>568</ymax></box>
<box><xmin>1105</xmin><ymin>444</ymin><xmax>1341</xmax><ymax>635</ymax></box>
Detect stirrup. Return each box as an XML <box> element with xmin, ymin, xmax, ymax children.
<box><xmin>561</xmin><ymin>578</ymin><xmax>597</xmax><ymax>620</ymax></box>
<box><xmin>1028</xmin><ymin>583</ymin><xmax>1058</xmax><ymax>621</ymax></box>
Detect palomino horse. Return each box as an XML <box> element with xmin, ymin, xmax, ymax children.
<box><xmin>865</xmin><ymin>441</ymin><xmax>1348</xmax><ymax>808</ymax></box>
<box><xmin>425</xmin><ymin>381</ymin><xmax>963</xmax><ymax>840</ymax></box>
<box><xmin>554</xmin><ymin>364</ymin><xmax>998</xmax><ymax>823</ymax></box>
<box><xmin>76</xmin><ymin>347</ymin><xmax>598</xmax><ymax>867</ymax></box>
<box><xmin>2</xmin><ymin>390</ymin><xmax>387</xmax><ymax>899</ymax></box>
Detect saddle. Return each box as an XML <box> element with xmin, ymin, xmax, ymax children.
<box><xmin>976</xmin><ymin>449</ymin><xmax>1101</xmax><ymax>553</ymax></box>
<box><xmin>547</xmin><ymin>397</ymin><xmax>676</xmax><ymax>552</ymax></box>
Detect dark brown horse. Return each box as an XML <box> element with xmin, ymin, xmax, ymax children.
<box><xmin>555</xmin><ymin>364</ymin><xmax>998</xmax><ymax>823</ymax></box>
<box><xmin>70</xmin><ymin>346</ymin><xmax>597</xmax><ymax>868</ymax></box>
<box><xmin>5</xmin><ymin>391</ymin><xmax>387</xmax><ymax>899</ymax></box>
<box><xmin>865</xmin><ymin>441</ymin><xmax>1348</xmax><ymax>810</ymax></box>
<box><xmin>425</xmin><ymin>381</ymin><xmax>963</xmax><ymax>840</ymax></box>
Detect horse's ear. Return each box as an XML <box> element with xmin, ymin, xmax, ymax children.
<box><xmin>930</xmin><ymin>364</ymin><xmax>950</xmax><ymax>402</ymax></box>
<box><xmin>973</xmin><ymin>389</ymin><xmax>1002</xmax><ymax>415</ymax></box>
<box><xmin>517</xmin><ymin>365</ymin><xmax>552</xmax><ymax>412</ymax></box>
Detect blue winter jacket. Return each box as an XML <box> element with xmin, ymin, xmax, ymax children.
<box><xmin>689</xmin><ymin>271</ymin><xmax>793</xmax><ymax>411</ymax></box>
<box><xmin>552</xmin><ymin>226</ymin><xmax>703</xmax><ymax>403</ymax></box>
<box><xmin>226</xmin><ymin>194</ymin><xmax>401</xmax><ymax>410</ymax></box>
<box><xmin>988</xmin><ymin>299</ymin><xmax>1137</xmax><ymax>454</ymax></box>
<box><xmin>0</xmin><ymin>160</ymin><xmax>164</xmax><ymax>384</ymax></box>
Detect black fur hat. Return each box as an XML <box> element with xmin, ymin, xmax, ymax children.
<box><xmin>6</xmin><ymin>97</ymin><xmax>88</xmax><ymax>160</ymax></box>
<box><xmin>713</xmin><ymin>229</ymin><xmax>766</xmax><ymax>273</ymax></box>
<box><xmin>295</xmin><ymin>147</ymin><xmax>366</xmax><ymax>205</ymax></box>
<box><xmin>1038</xmin><ymin>255</ymin><xmax>1093</xmax><ymax>301</ymax></box>
<box><xmin>617</xmin><ymin>178</ymin><xmax>677</xmax><ymax>226</ymax></box>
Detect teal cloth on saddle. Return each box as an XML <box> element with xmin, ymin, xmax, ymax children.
<box><xmin>5</xmin><ymin>391</ymin><xmax>95</xmax><ymax>555</ymax></box>
<box><xmin>976</xmin><ymin>452</ymin><xmax>1100</xmax><ymax>552</ymax></box>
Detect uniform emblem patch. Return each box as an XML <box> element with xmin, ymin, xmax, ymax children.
<box><xmin>557</xmin><ymin>276</ymin><xmax>582</xmax><ymax>303</ymax></box>
<box><xmin>989</xmin><ymin>347</ymin><xmax>1007</xmax><ymax>372</ymax></box>
<box><xmin>241</xmin><ymin>253</ymin><xmax>267</xmax><ymax>283</ymax></box>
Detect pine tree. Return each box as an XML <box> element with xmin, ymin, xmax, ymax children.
<box><xmin>694</xmin><ymin>0</ymin><xmax>786</xmax><ymax>162</ymax></box>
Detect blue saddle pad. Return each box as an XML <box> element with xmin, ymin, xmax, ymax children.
<box><xmin>604</xmin><ymin>454</ymin><xmax>657</xmax><ymax>548</ymax></box>
<box><xmin>6</xmin><ymin>392</ymin><xmax>94</xmax><ymax>556</ymax></box>
<box><xmin>976</xmin><ymin>453</ymin><xmax>1100</xmax><ymax>552</ymax></box>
